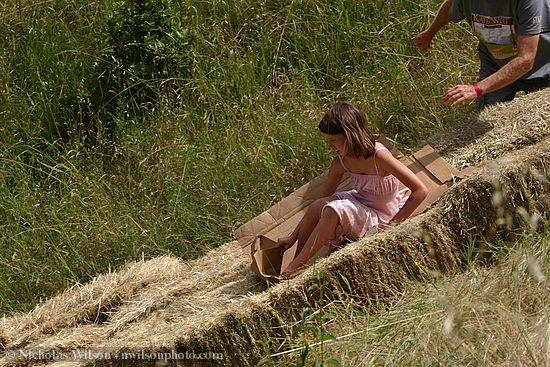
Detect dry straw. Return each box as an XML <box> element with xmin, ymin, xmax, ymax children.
<box><xmin>0</xmin><ymin>89</ymin><xmax>549</xmax><ymax>366</ymax></box>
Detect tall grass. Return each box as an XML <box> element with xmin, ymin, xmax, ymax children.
<box><xmin>1</xmin><ymin>0</ymin><xmax>478</xmax><ymax>314</ymax></box>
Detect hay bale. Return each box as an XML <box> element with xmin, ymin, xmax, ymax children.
<box><xmin>427</xmin><ymin>87</ymin><xmax>550</xmax><ymax>169</ymax></box>
<box><xmin>0</xmin><ymin>242</ymin><xmax>263</xmax><ymax>366</ymax></box>
<box><xmin>1</xmin><ymin>256</ymin><xmax>186</xmax><ymax>349</ymax></box>
<box><xmin>0</xmin><ymin>91</ymin><xmax>548</xmax><ymax>367</ymax></box>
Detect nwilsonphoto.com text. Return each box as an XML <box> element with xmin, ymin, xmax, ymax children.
<box><xmin>4</xmin><ymin>348</ymin><xmax>224</xmax><ymax>362</ymax></box>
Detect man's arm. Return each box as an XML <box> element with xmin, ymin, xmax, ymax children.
<box><xmin>477</xmin><ymin>34</ymin><xmax>539</xmax><ymax>94</ymax></box>
<box><xmin>415</xmin><ymin>0</ymin><xmax>453</xmax><ymax>51</ymax></box>
<box><xmin>441</xmin><ymin>34</ymin><xmax>540</xmax><ymax>106</ymax></box>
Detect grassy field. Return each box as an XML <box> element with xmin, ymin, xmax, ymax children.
<box><xmin>2</xmin><ymin>0</ymin><xmax>478</xmax><ymax>314</ymax></box>
<box><xmin>1</xmin><ymin>1</ymin><xmax>549</xmax><ymax>365</ymax></box>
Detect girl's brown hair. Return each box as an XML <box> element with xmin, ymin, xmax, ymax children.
<box><xmin>318</xmin><ymin>102</ymin><xmax>376</xmax><ymax>158</ymax></box>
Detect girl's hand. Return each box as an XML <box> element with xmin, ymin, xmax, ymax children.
<box><xmin>378</xmin><ymin>221</ymin><xmax>392</xmax><ymax>231</ymax></box>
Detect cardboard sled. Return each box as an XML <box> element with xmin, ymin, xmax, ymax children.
<box><xmin>234</xmin><ymin>136</ymin><xmax>476</xmax><ymax>282</ymax></box>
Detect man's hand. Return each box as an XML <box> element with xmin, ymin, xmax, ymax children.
<box><xmin>415</xmin><ymin>0</ymin><xmax>452</xmax><ymax>50</ymax></box>
<box><xmin>441</xmin><ymin>84</ymin><xmax>478</xmax><ymax>106</ymax></box>
<box><xmin>415</xmin><ymin>30</ymin><xmax>435</xmax><ymax>51</ymax></box>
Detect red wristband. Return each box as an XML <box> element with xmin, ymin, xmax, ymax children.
<box><xmin>473</xmin><ymin>83</ymin><xmax>483</xmax><ymax>97</ymax></box>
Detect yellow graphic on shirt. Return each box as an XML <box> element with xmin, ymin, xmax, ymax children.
<box><xmin>471</xmin><ymin>13</ymin><xmax>517</xmax><ymax>60</ymax></box>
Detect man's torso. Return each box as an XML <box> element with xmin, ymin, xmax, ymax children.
<box><xmin>449</xmin><ymin>0</ymin><xmax>550</xmax><ymax>79</ymax></box>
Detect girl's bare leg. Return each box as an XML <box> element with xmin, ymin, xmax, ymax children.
<box><xmin>293</xmin><ymin>196</ymin><xmax>337</xmax><ymax>254</ymax></box>
<box><xmin>282</xmin><ymin>207</ymin><xmax>339</xmax><ymax>276</ymax></box>
<box><xmin>277</xmin><ymin>196</ymin><xmax>336</xmax><ymax>251</ymax></box>
<box><xmin>276</xmin><ymin>234</ymin><xmax>297</xmax><ymax>251</ymax></box>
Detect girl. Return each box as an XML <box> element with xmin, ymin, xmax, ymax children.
<box><xmin>277</xmin><ymin>102</ymin><xmax>428</xmax><ymax>277</ymax></box>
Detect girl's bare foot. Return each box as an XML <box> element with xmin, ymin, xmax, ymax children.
<box><xmin>279</xmin><ymin>262</ymin><xmax>305</xmax><ymax>279</ymax></box>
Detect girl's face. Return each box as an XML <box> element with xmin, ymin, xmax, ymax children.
<box><xmin>323</xmin><ymin>133</ymin><xmax>348</xmax><ymax>156</ymax></box>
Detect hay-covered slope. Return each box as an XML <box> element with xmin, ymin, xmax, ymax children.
<box><xmin>427</xmin><ymin>88</ymin><xmax>550</xmax><ymax>169</ymax></box>
<box><xmin>0</xmin><ymin>89</ymin><xmax>549</xmax><ymax>367</ymax></box>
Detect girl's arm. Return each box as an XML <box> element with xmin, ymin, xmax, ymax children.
<box><xmin>318</xmin><ymin>157</ymin><xmax>345</xmax><ymax>198</ymax></box>
<box><xmin>375</xmin><ymin>149</ymin><xmax>428</xmax><ymax>224</ymax></box>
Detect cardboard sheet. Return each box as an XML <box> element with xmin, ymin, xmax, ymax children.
<box><xmin>234</xmin><ymin>137</ymin><xmax>475</xmax><ymax>281</ymax></box>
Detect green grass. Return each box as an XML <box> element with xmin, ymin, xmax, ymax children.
<box><xmin>261</xmin><ymin>228</ymin><xmax>550</xmax><ymax>366</ymax></box>
<box><xmin>0</xmin><ymin>0</ymin><xmax>480</xmax><ymax>314</ymax></box>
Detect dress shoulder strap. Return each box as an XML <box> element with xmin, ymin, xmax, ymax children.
<box><xmin>373</xmin><ymin>145</ymin><xmax>389</xmax><ymax>176</ymax></box>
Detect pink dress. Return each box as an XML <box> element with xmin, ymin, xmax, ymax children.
<box><xmin>323</xmin><ymin>144</ymin><xmax>409</xmax><ymax>248</ymax></box>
